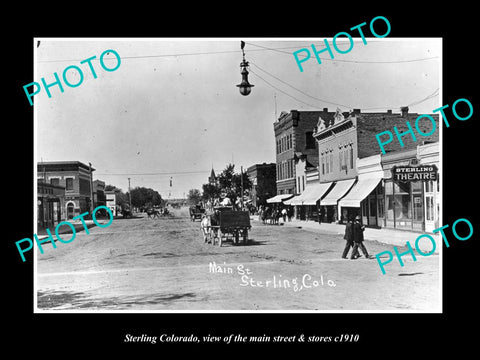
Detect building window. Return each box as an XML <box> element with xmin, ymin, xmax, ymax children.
<box><xmin>321</xmin><ymin>155</ymin><xmax>325</xmax><ymax>175</ymax></box>
<box><xmin>66</xmin><ymin>178</ymin><xmax>73</xmax><ymax>191</ymax></box>
<box><xmin>305</xmin><ymin>131</ymin><xmax>315</xmax><ymax>149</ymax></box>
<box><xmin>329</xmin><ymin>152</ymin><xmax>333</xmax><ymax>173</ymax></box>
<box><xmin>350</xmin><ymin>145</ymin><xmax>354</xmax><ymax>169</ymax></box>
<box><xmin>50</xmin><ymin>178</ymin><xmax>59</xmax><ymax>186</ymax></box>
<box><xmin>302</xmin><ymin>176</ymin><xmax>305</xmax><ymax>191</ymax></box>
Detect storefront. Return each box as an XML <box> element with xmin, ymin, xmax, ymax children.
<box><xmin>338</xmin><ymin>155</ymin><xmax>384</xmax><ymax>226</ymax></box>
<box><xmin>381</xmin><ymin>143</ymin><xmax>439</xmax><ymax>232</ymax></box>
<box><xmin>319</xmin><ymin>178</ymin><xmax>356</xmax><ymax>223</ymax></box>
<box><xmin>289</xmin><ymin>182</ymin><xmax>333</xmax><ymax>221</ymax></box>
<box><xmin>37</xmin><ymin>182</ymin><xmax>66</xmax><ymax>230</ymax></box>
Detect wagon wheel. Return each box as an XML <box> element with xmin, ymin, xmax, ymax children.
<box><xmin>242</xmin><ymin>229</ymin><xmax>248</xmax><ymax>244</ymax></box>
<box><xmin>208</xmin><ymin>229</ymin><xmax>214</xmax><ymax>245</ymax></box>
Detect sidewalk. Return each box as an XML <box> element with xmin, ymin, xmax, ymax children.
<box><xmin>37</xmin><ymin>218</ymin><xmax>110</xmax><ymax>237</ymax></box>
<box><xmin>252</xmin><ymin>216</ymin><xmax>440</xmax><ymax>253</ymax></box>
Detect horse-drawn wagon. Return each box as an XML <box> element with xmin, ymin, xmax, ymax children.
<box><xmin>201</xmin><ymin>207</ymin><xmax>251</xmax><ymax>247</ymax></box>
<box><xmin>189</xmin><ymin>204</ymin><xmax>205</xmax><ymax>221</ymax></box>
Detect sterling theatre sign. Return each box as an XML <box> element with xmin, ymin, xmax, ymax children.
<box><xmin>391</xmin><ymin>165</ymin><xmax>438</xmax><ymax>182</ymax></box>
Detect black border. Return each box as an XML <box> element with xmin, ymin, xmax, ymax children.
<box><xmin>7</xmin><ymin>4</ymin><xmax>478</xmax><ymax>354</ymax></box>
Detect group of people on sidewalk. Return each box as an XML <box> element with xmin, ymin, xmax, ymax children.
<box><xmin>342</xmin><ymin>215</ymin><xmax>373</xmax><ymax>260</ymax></box>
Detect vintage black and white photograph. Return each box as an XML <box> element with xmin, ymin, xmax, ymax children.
<box><xmin>34</xmin><ymin>38</ymin><xmax>442</xmax><ymax>312</ymax></box>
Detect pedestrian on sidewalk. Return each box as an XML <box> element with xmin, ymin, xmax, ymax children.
<box><xmin>351</xmin><ymin>215</ymin><xmax>371</xmax><ymax>259</ymax></box>
<box><xmin>341</xmin><ymin>216</ymin><xmax>354</xmax><ymax>259</ymax></box>
<box><xmin>281</xmin><ymin>208</ymin><xmax>287</xmax><ymax>223</ymax></box>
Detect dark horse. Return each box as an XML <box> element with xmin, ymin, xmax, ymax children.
<box><xmin>146</xmin><ymin>208</ymin><xmax>160</xmax><ymax>219</ymax></box>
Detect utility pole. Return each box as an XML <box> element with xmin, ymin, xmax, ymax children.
<box><xmin>240</xmin><ymin>166</ymin><xmax>244</xmax><ymax>211</ymax></box>
<box><xmin>89</xmin><ymin>162</ymin><xmax>94</xmax><ymax>216</ymax></box>
<box><xmin>128</xmin><ymin>177</ymin><xmax>132</xmax><ymax>210</ymax></box>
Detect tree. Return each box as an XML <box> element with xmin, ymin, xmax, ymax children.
<box><xmin>202</xmin><ymin>183</ymin><xmax>221</xmax><ymax>203</ymax></box>
<box><xmin>217</xmin><ymin>164</ymin><xmax>252</xmax><ymax>206</ymax></box>
<box><xmin>187</xmin><ymin>189</ymin><xmax>202</xmax><ymax>205</ymax></box>
<box><xmin>130</xmin><ymin>187</ymin><xmax>163</xmax><ymax>208</ymax></box>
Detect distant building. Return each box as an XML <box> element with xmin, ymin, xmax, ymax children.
<box><xmin>105</xmin><ymin>189</ymin><xmax>119</xmax><ymax>216</ymax></box>
<box><xmin>247</xmin><ymin>163</ymin><xmax>277</xmax><ymax>208</ymax></box>
<box><xmin>37</xmin><ymin>161</ymin><xmax>95</xmax><ymax>219</ymax></box>
<box><xmin>208</xmin><ymin>167</ymin><xmax>218</xmax><ymax>186</ymax></box>
<box><xmin>93</xmin><ymin>179</ymin><xmax>106</xmax><ymax>208</ymax></box>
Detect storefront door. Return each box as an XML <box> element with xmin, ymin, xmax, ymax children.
<box><xmin>424</xmin><ymin>180</ymin><xmax>437</xmax><ymax>232</ymax></box>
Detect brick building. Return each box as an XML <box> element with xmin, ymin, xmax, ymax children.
<box><xmin>247</xmin><ymin>163</ymin><xmax>277</xmax><ymax>208</ymax></box>
<box><xmin>37</xmin><ymin>161</ymin><xmax>95</xmax><ymax>219</ymax></box>
<box><xmin>313</xmin><ymin>107</ymin><xmax>439</xmax><ymax>228</ymax></box>
<box><xmin>274</xmin><ymin>109</ymin><xmax>336</xmax><ymax>195</ymax></box>
<box><xmin>93</xmin><ymin>179</ymin><xmax>106</xmax><ymax>208</ymax></box>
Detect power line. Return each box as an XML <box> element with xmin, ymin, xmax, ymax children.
<box><xmin>250</xmin><ymin>61</ymin><xmax>351</xmax><ymax>108</ymax></box>
<box><xmin>95</xmin><ymin>170</ymin><xmax>212</xmax><ymax>176</ymax></box>
<box><xmin>246</xmin><ymin>41</ymin><xmax>439</xmax><ymax>64</ymax></box>
<box><xmin>38</xmin><ymin>41</ymin><xmax>439</xmax><ymax>64</ymax></box>
<box><xmin>250</xmin><ymin>63</ymin><xmax>439</xmax><ymax>113</ymax></box>
<box><xmin>249</xmin><ymin>68</ymin><xmax>329</xmax><ymax>110</ymax></box>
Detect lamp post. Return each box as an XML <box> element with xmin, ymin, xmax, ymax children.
<box><xmin>236</xmin><ymin>41</ymin><xmax>254</xmax><ymax>96</ymax></box>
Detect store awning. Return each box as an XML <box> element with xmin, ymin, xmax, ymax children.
<box><xmin>338</xmin><ymin>175</ymin><xmax>382</xmax><ymax>208</ymax></box>
<box><xmin>321</xmin><ymin>178</ymin><xmax>356</xmax><ymax>206</ymax></box>
<box><xmin>266</xmin><ymin>194</ymin><xmax>294</xmax><ymax>204</ymax></box>
<box><xmin>283</xmin><ymin>196</ymin><xmax>298</xmax><ymax>205</ymax></box>
<box><xmin>302</xmin><ymin>182</ymin><xmax>333</xmax><ymax>205</ymax></box>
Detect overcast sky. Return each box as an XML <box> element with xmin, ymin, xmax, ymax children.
<box><xmin>35</xmin><ymin>38</ymin><xmax>441</xmax><ymax>198</ymax></box>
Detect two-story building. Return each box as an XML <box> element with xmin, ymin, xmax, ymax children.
<box><xmin>93</xmin><ymin>179</ymin><xmax>106</xmax><ymax>208</ymax></box>
<box><xmin>247</xmin><ymin>163</ymin><xmax>277</xmax><ymax>208</ymax></box>
<box><xmin>37</xmin><ymin>161</ymin><xmax>95</xmax><ymax>219</ymax></box>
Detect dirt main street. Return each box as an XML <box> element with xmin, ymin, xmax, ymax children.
<box><xmin>36</xmin><ymin>207</ymin><xmax>441</xmax><ymax>311</ymax></box>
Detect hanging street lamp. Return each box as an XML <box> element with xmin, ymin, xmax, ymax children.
<box><xmin>236</xmin><ymin>41</ymin><xmax>254</xmax><ymax>96</ymax></box>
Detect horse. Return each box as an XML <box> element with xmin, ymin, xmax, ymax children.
<box><xmin>146</xmin><ymin>208</ymin><xmax>160</xmax><ymax>219</ymax></box>
<box><xmin>200</xmin><ymin>212</ymin><xmax>219</xmax><ymax>244</ymax></box>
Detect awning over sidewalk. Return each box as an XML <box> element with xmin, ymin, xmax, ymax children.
<box><xmin>338</xmin><ymin>175</ymin><xmax>382</xmax><ymax>208</ymax></box>
<box><xmin>266</xmin><ymin>194</ymin><xmax>294</xmax><ymax>204</ymax></box>
<box><xmin>321</xmin><ymin>178</ymin><xmax>356</xmax><ymax>206</ymax></box>
<box><xmin>302</xmin><ymin>182</ymin><xmax>333</xmax><ymax>205</ymax></box>
<box><xmin>283</xmin><ymin>195</ymin><xmax>299</xmax><ymax>205</ymax></box>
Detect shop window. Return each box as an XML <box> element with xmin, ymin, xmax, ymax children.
<box><xmin>394</xmin><ymin>182</ymin><xmax>412</xmax><ymax>221</ymax></box>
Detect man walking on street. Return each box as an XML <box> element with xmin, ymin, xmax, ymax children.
<box><xmin>351</xmin><ymin>215</ymin><xmax>372</xmax><ymax>259</ymax></box>
<box><xmin>342</xmin><ymin>216</ymin><xmax>354</xmax><ymax>259</ymax></box>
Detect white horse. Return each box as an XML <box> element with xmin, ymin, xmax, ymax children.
<box><xmin>200</xmin><ymin>214</ymin><xmax>211</xmax><ymax>243</ymax></box>
<box><xmin>200</xmin><ymin>213</ymin><xmax>219</xmax><ymax>244</ymax></box>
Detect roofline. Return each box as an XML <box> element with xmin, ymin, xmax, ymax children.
<box><xmin>37</xmin><ymin>161</ymin><xmax>95</xmax><ymax>171</ymax></box>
